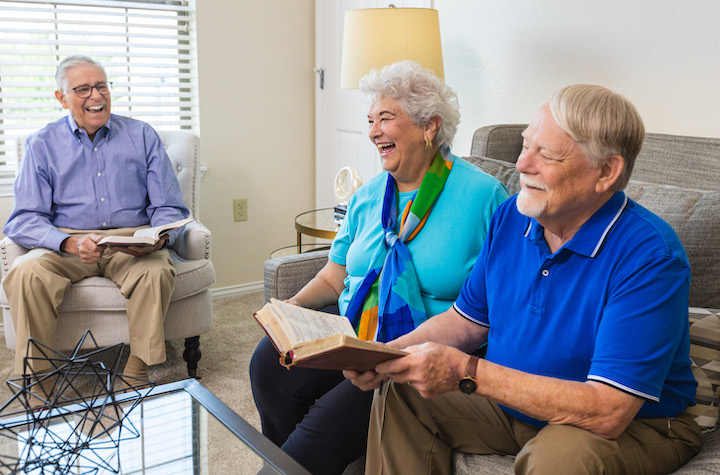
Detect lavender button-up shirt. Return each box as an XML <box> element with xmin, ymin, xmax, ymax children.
<box><xmin>4</xmin><ymin>114</ymin><xmax>189</xmax><ymax>252</ymax></box>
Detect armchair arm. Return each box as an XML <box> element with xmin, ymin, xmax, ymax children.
<box><xmin>169</xmin><ymin>220</ymin><xmax>212</xmax><ymax>261</ymax></box>
<box><xmin>0</xmin><ymin>237</ymin><xmax>29</xmax><ymax>278</ymax></box>
<box><xmin>263</xmin><ymin>250</ymin><xmax>329</xmax><ymax>303</ymax></box>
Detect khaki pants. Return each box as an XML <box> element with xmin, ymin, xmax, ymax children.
<box><xmin>3</xmin><ymin>227</ymin><xmax>176</xmax><ymax>375</ymax></box>
<box><xmin>366</xmin><ymin>381</ymin><xmax>703</xmax><ymax>475</ymax></box>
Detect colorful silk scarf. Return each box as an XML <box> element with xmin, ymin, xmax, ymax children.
<box><xmin>345</xmin><ymin>151</ymin><xmax>453</xmax><ymax>343</ymax></box>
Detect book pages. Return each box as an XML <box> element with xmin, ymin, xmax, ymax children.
<box><xmin>271</xmin><ymin>299</ymin><xmax>355</xmax><ymax>345</ymax></box>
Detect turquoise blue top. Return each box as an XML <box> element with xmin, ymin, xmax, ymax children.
<box><xmin>329</xmin><ymin>154</ymin><xmax>509</xmax><ymax>318</ymax></box>
<box><xmin>455</xmin><ymin>192</ymin><xmax>697</xmax><ymax>427</ymax></box>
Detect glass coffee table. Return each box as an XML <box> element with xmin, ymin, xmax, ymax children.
<box><xmin>0</xmin><ymin>378</ymin><xmax>309</xmax><ymax>474</ymax></box>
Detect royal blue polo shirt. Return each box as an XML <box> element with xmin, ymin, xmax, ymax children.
<box><xmin>454</xmin><ymin>192</ymin><xmax>697</xmax><ymax>428</ymax></box>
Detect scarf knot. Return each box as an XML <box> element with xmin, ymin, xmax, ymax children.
<box><xmin>384</xmin><ymin>231</ymin><xmax>399</xmax><ymax>248</ymax></box>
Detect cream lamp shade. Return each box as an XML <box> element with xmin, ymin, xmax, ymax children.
<box><xmin>340</xmin><ymin>6</ymin><xmax>444</xmax><ymax>89</ymax></box>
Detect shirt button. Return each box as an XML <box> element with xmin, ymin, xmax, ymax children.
<box><xmin>100</xmin><ymin>197</ymin><xmax>105</xmax><ymax>202</ymax></box>
<box><xmin>97</xmin><ymin>172</ymin><xmax>102</xmax><ymax>176</ymax></box>
<box><xmin>542</xmin><ymin>269</ymin><xmax>550</xmax><ymax>277</ymax></box>
<box><xmin>102</xmin><ymin>222</ymin><xmax>107</xmax><ymax>227</ymax></box>
<box><xmin>94</xmin><ymin>147</ymin><xmax>98</xmax><ymax>152</ymax></box>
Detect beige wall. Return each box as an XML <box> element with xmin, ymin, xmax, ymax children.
<box><xmin>190</xmin><ymin>0</ymin><xmax>316</xmax><ymax>289</ymax></box>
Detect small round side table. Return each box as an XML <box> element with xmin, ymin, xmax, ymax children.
<box><xmin>294</xmin><ymin>208</ymin><xmax>339</xmax><ymax>252</ymax></box>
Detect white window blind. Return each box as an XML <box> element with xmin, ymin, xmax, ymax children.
<box><xmin>0</xmin><ymin>0</ymin><xmax>199</xmax><ymax>195</ymax></box>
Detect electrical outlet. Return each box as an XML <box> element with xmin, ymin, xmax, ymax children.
<box><xmin>233</xmin><ymin>198</ymin><xmax>248</xmax><ymax>222</ymax></box>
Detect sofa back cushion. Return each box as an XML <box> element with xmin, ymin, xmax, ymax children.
<box><xmin>623</xmin><ymin>181</ymin><xmax>720</xmax><ymax>308</ymax></box>
<box><xmin>469</xmin><ymin>125</ymin><xmax>720</xmax><ymax>192</ymax></box>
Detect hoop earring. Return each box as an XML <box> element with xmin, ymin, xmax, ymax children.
<box><xmin>424</xmin><ymin>137</ymin><xmax>433</xmax><ymax>151</ymax></box>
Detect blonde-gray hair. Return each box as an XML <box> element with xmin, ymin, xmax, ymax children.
<box><xmin>359</xmin><ymin>60</ymin><xmax>460</xmax><ymax>151</ymax></box>
<box><xmin>550</xmin><ymin>84</ymin><xmax>645</xmax><ymax>191</ymax></box>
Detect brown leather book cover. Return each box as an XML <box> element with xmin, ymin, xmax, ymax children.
<box><xmin>253</xmin><ymin>304</ymin><xmax>406</xmax><ymax>372</ymax></box>
<box><xmin>284</xmin><ymin>334</ymin><xmax>406</xmax><ymax>372</ymax></box>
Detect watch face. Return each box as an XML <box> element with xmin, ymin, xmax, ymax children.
<box><xmin>459</xmin><ymin>377</ymin><xmax>477</xmax><ymax>394</ymax></box>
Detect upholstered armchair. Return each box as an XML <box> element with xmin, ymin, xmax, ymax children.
<box><xmin>0</xmin><ymin>130</ymin><xmax>215</xmax><ymax>377</ymax></box>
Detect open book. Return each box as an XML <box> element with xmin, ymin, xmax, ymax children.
<box><xmin>253</xmin><ymin>298</ymin><xmax>407</xmax><ymax>371</ymax></box>
<box><xmin>98</xmin><ymin>217</ymin><xmax>195</xmax><ymax>247</ymax></box>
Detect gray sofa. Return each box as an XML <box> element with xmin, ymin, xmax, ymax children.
<box><xmin>263</xmin><ymin>125</ymin><xmax>720</xmax><ymax>474</ymax></box>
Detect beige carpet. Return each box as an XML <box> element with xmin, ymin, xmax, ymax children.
<box><xmin>0</xmin><ymin>292</ymin><xmax>270</xmax><ymax>473</ymax></box>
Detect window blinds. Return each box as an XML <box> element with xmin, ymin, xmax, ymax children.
<box><xmin>0</xmin><ymin>0</ymin><xmax>198</xmax><ymax>194</ymax></box>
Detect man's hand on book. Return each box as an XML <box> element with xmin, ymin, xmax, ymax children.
<box><xmin>343</xmin><ymin>338</ymin><xmax>408</xmax><ymax>391</ymax></box>
<box><xmin>371</xmin><ymin>342</ymin><xmax>469</xmax><ymax>399</ymax></box>
<box><xmin>62</xmin><ymin>234</ymin><xmax>105</xmax><ymax>264</ymax></box>
<box><xmin>343</xmin><ymin>368</ymin><xmax>389</xmax><ymax>392</ymax></box>
<box><xmin>109</xmin><ymin>234</ymin><xmax>168</xmax><ymax>257</ymax></box>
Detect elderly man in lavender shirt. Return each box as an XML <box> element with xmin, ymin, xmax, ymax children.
<box><xmin>2</xmin><ymin>55</ymin><xmax>188</xmax><ymax>393</ymax></box>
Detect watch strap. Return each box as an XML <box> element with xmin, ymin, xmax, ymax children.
<box><xmin>458</xmin><ymin>355</ymin><xmax>479</xmax><ymax>394</ymax></box>
<box><xmin>464</xmin><ymin>355</ymin><xmax>478</xmax><ymax>379</ymax></box>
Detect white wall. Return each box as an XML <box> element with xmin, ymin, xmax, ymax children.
<box><xmin>436</xmin><ymin>0</ymin><xmax>720</xmax><ymax>157</ymax></box>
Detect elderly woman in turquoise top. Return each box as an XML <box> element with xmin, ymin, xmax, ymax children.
<box><xmin>250</xmin><ymin>61</ymin><xmax>509</xmax><ymax>474</ymax></box>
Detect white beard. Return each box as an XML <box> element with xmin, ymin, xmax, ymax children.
<box><xmin>516</xmin><ymin>187</ymin><xmax>547</xmax><ymax>218</ymax></box>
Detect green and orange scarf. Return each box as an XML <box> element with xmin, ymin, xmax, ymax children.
<box><xmin>345</xmin><ymin>151</ymin><xmax>453</xmax><ymax>342</ymax></box>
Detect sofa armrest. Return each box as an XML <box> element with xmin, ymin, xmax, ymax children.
<box><xmin>263</xmin><ymin>250</ymin><xmax>329</xmax><ymax>303</ymax></box>
<box><xmin>170</xmin><ymin>220</ymin><xmax>212</xmax><ymax>261</ymax></box>
<box><xmin>0</xmin><ymin>237</ymin><xmax>29</xmax><ymax>278</ymax></box>
<box><xmin>469</xmin><ymin>124</ymin><xmax>527</xmax><ymax>164</ymax></box>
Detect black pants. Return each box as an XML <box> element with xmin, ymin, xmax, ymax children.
<box><xmin>249</xmin><ymin>336</ymin><xmax>373</xmax><ymax>475</ymax></box>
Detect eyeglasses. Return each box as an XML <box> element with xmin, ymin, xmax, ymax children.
<box><xmin>67</xmin><ymin>82</ymin><xmax>112</xmax><ymax>98</ymax></box>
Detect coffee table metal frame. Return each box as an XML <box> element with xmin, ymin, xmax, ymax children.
<box><xmin>0</xmin><ymin>378</ymin><xmax>310</xmax><ymax>475</ymax></box>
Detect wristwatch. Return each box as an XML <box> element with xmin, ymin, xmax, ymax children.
<box><xmin>458</xmin><ymin>355</ymin><xmax>479</xmax><ymax>394</ymax></box>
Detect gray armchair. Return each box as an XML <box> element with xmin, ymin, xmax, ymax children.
<box><xmin>0</xmin><ymin>130</ymin><xmax>215</xmax><ymax>377</ymax></box>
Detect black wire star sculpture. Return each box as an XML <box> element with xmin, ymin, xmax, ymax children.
<box><xmin>0</xmin><ymin>331</ymin><xmax>155</xmax><ymax>474</ymax></box>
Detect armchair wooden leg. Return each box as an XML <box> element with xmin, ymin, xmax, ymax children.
<box><xmin>183</xmin><ymin>336</ymin><xmax>202</xmax><ymax>378</ymax></box>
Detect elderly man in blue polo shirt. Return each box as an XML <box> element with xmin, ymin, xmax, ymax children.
<box><xmin>346</xmin><ymin>84</ymin><xmax>703</xmax><ymax>474</ymax></box>
<box><xmin>2</xmin><ymin>55</ymin><xmax>188</xmax><ymax>391</ymax></box>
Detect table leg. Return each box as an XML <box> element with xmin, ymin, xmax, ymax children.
<box><xmin>297</xmin><ymin>231</ymin><xmax>302</xmax><ymax>253</ymax></box>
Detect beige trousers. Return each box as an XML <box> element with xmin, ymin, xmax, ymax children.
<box><xmin>366</xmin><ymin>381</ymin><xmax>703</xmax><ymax>475</ymax></box>
<box><xmin>3</xmin><ymin>227</ymin><xmax>176</xmax><ymax>375</ymax></box>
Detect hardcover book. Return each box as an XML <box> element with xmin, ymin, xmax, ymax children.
<box><xmin>97</xmin><ymin>217</ymin><xmax>194</xmax><ymax>247</ymax></box>
<box><xmin>253</xmin><ymin>298</ymin><xmax>406</xmax><ymax>371</ymax></box>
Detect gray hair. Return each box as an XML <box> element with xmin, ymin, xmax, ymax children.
<box><xmin>359</xmin><ymin>60</ymin><xmax>460</xmax><ymax>151</ymax></box>
<box><xmin>55</xmin><ymin>55</ymin><xmax>107</xmax><ymax>91</ymax></box>
<box><xmin>550</xmin><ymin>84</ymin><xmax>645</xmax><ymax>191</ymax></box>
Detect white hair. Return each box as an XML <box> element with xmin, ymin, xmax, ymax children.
<box><xmin>55</xmin><ymin>55</ymin><xmax>107</xmax><ymax>91</ymax></box>
<box><xmin>359</xmin><ymin>60</ymin><xmax>460</xmax><ymax>151</ymax></box>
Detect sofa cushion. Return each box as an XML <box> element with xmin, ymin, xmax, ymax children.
<box><xmin>686</xmin><ymin>308</ymin><xmax>720</xmax><ymax>432</ymax></box>
<box><xmin>624</xmin><ymin>181</ymin><xmax>720</xmax><ymax>308</ymax></box>
<box><xmin>465</xmin><ymin>155</ymin><xmax>521</xmax><ymax>195</ymax></box>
